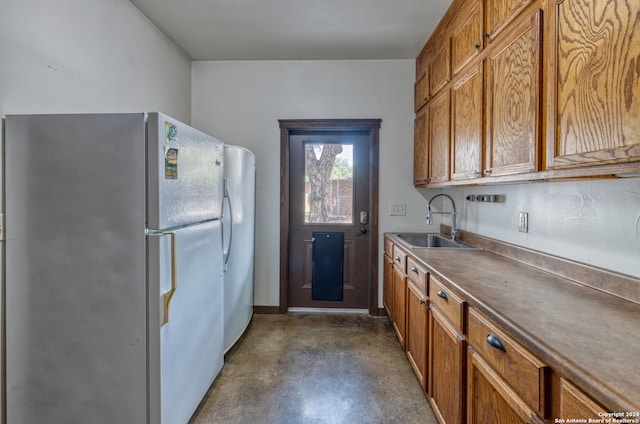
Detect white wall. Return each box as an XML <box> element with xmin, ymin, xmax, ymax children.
<box><xmin>0</xmin><ymin>0</ymin><xmax>191</xmax><ymax>420</ymax></box>
<box><xmin>420</xmin><ymin>177</ymin><xmax>640</xmax><ymax>278</ymax></box>
<box><xmin>0</xmin><ymin>0</ymin><xmax>191</xmax><ymax>121</ymax></box>
<box><xmin>191</xmin><ymin>60</ymin><xmax>430</xmax><ymax>307</ymax></box>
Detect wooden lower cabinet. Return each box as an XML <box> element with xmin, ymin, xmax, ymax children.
<box><xmin>467</xmin><ymin>346</ymin><xmax>545</xmax><ymax>424</ymax></box>
<box><xmin>429</xmin><ymin>306</ymin><xmax>466</xmax><ymax>424</ymax></box>
<box><xmin>406</xmin><ymin>278</ymin><xmax>428</xmax><ymax>390</ymax></box>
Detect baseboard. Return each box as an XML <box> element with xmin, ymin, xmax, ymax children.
<box><xmin>253</xmin><ymin>305</ymin><xmax>281</xmax><ymax>314</ymax></box>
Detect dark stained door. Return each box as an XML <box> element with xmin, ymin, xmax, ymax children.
<box><xmin>288</xmin><ymin>131</ymin><xmax>371</xmax><ymax>309</ymax></box>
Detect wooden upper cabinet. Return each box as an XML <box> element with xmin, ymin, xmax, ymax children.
<box><xmin>548</xmin><ymin>0</ymin><xmax>640</xmax><ymax>169</ymax></box>
<box><xmin>414</xmin><ymin>109</ymin><xmax>429</xmax><ymax>185</ymax></box>
<box><xmin>430</xmin><ymin>40</ymin><xmax>452</xmax><ymax>97</ymax></box>
<box><xmin>452</xmin><ymin>1</ymin><xmax>483</xmax><ymax>75</ymax></box>
<box><xmin>452</xmin><ymin>62</ymin><xmax>483</xmax><ymax>180</ymax></box>
<box><xmin>429</xmin><ymin>89</ymin><xmax>452</xmax><ymax>184</ymax></box>
<box><xmin>485</xmin><ymin>0</ymin><xmax>534</xmax><ymax>42</ymax></box>
<box><xmin>485</xmin><ymin>9</ymin><xmax>542</xmax><ymax>177</ymax></box>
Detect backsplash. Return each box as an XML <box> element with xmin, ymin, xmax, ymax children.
<box><xmin>419</xmin><ymin>177</ymin><xmax>640</xmax><ymax>279</ymax></box>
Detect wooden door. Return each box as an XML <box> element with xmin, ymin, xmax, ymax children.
<box><xmin>429</xmin><ymin>307</ymin><xmax>465</xmax><ymax>424</ymax></box>
<box><xmin>287</xmin><ymin>131</ymin><xmax>371</xmax><ymax>309</ymax></box>
<box><xmin>452</xmin><ymin>62</ymin><xmax>483</xmax><ymax>180</ymax></box>
<box><xmin>429</xmin><ymin>89</ymin><xmax>452</xmax><ymax>184</ymax></box>
<box><xmin>548</xmin><ymin>0</ymin><xmax>640</xmax><ymax>169</ymax></box>
<box><xmin>485</xmin><ymin>9</ymin><xmax>542</xmax><ymax>177</ymax></box>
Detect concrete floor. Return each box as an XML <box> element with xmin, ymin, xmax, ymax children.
<box><xmin>190</xmin><ymin>313</ymin><xmax>438</xmax><ymax>424</ymax></box>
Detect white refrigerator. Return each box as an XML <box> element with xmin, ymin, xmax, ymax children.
<box><xmin>4</xmin><ymin>113</ymin><xmax>225</xmax><ymax>424</ymax></box>
<box><xmin>222</xmin><ymin>145</ymin><xmax>256</xmax><ymax>353</ymax></box>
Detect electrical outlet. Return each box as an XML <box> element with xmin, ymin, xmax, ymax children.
<box><xmin>518</xmin><ymin>212</ymin><xmax>528</xmax><ymax>233</ymax></box>
<box><xmin>389</xmin><ymin>203</ymin><xmax>406</xmax><ymax>216</ymax></box>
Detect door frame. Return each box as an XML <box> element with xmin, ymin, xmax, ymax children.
<box><xmin>279</xmin><ymin>119</ymin><xmax>382</xmax><ymax>315</ymax></box>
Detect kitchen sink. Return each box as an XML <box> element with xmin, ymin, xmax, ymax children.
<box><xmin>393</xmin><ymin>233</ymin><xmax>479</xmax><ymax>249</ymax></box>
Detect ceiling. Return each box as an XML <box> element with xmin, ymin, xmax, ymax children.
<box><xmin>128</xmin><ymin>0</ymin><xmax>451</xmax><ymax>61</ymax></box>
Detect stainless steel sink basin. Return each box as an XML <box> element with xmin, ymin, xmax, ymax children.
<box><xmin>393</xmin><ymin>233</ymin><xmax>479</xmax><ymax>249</ymax></box>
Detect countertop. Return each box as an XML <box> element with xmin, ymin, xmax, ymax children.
<box><xmin>386</xmin><ymin>233</ymin><xmax>640</xmax><ymax>414</ymax></box>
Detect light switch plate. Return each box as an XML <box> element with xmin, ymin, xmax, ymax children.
<box><xmin>518</xmin><ymin>212</ymin><xmax>528</xmax><ymax>233</ymax></box>
<box><xmin>389</xmin><ymin>203</ymin><xmax>406</xmax><ymax>216</ymax></box>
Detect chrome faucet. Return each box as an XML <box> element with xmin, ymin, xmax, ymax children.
<box><xmin>426</xmin><ymin>193</ymin><xmax>457</xmax><ymax>240</ymax></box>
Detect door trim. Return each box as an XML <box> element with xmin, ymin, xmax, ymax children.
<box><xmin>279</xmin><ymin>119</ymin><xmax>381</xmax><ymax>315</ymax></box>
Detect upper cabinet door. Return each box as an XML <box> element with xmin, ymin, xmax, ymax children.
<box><xmin>452</xmin><ymin>62</ymin><xmax>483</xmax><ymax>180</ymax></box>
<box><xmin>485</xmin><ymin>0</ymin><xmax>534</xmax><ymax>42</ymax></box>
<box><xmin>429</xmin><ymin>89</ymin><xmax>452</xmax><ymax>184</ymax></box>
<box><xmin>485</xmin><ymin>9</ymin><xmax>542</xmax><ymax>177</ymax></box>
<box><xmin>548</xmin><ymin>0</ymin><xmax>640</xmax><ymax>169</ymax></box>
<box><xmin>452</xmin><ymin>1</ymin><xmax>483</xmax><ymax>75</ymax></box>
<box><xmin>414</xmin><ymin>108</ymin><xmax>430</xmax><ymax>185</ymax></box>
<box><xmin>430</xmin><ymin>40</ymin><xmax>452</xmax><ymax>97</ymax></box>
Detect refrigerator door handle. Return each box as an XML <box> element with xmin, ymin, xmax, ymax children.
<box><xmin>148</xmin><ymin>230</ymin><xmax>177</xmax><ymax>325</ymax></box>
<box><xmin>223</xmin><ymin>180</ymin><xmax>234</xmax><ymax>268</ymax></box>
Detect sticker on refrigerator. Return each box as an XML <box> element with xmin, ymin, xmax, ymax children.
<box><xmin>165</xmin><ymin>121</ymin><xmax>178</xmax><ymax>144</ymax></box>
<box><xmin>165</xmin><ymin>147</ymin><xmax>178</xmax><ymax>179</ymax></box>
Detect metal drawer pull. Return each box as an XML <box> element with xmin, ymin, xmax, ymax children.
<box><xmin>395</xmin><ymin>256</ymin><xmax>401</xmax><ymax>262</ymax></box>
<box><xmin>487</xmin><ymin>334</ymin><xmax>507</xmax><ymax>353</ymax></box>
<box><xmin>437</xmin><ymin>290</ymin><xmax>448</xmax><ymax>300</ymax></box>
<box><xmin>420</xmin><ymin>298</ymin><xmax>426</xmax><ymax>305</ymax></box>
<box><xmin>411</xmin><ymin>266</ymin><xmax>418</xmax><ymax>273</ymax></box>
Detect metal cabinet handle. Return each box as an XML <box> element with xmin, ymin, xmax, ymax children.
<box><xmin>395</xmin><ymin>256</ymin><xmax>401</xmax><ymax>262</ymax></box>
<box><xmin>475</xmin><ymin>43</ymin><xmax>481</xmax><ymax>49</ymax></box>
<box><xmin>419</xmin><ymin>299</ymin><xmax>426</xmax><ymax>305</ymax></box>
<box><xmin>437</xmin><ymin>290</ymin><xmax>448</xmax><ymax>301</ymax></box>
<box><xmin>411</xmin><ymin>266</ymin><xmax>419</xmax><ymax>273</ymax></box>
<box><xmin>487</xmin><ymin>333</ymin><xmax>507</xmax><ymax>353</ymax></box>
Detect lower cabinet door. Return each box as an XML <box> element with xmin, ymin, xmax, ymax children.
<box><xmin>429</xmin><ymin>306</ymin><xmax>465</xmax><ymax>424</ymax></box>
<box><xmin>392</xmin><ymin>266</ymin><xmax>407</xmax><ymax>348</ymax></box>
<box><xmin>467</xmin><ymin>346</ymin><xmax>545</xmax><ymax>424</ymax></box>
<box><xmin>406</xmin><ymin>280</ymin><xmax>428</xmax><ymax>390</ymax></box>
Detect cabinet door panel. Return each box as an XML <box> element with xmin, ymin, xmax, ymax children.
<box><xmin>452</xmin><ymin>2</ymin><xmax>483</xmax><ymax>75</ymax></box>
<box><xmin>468</xmin><ymin>347</ymin><xmax>544</xmax><ymax>424</ymax></box>
<box><xmin>406</xmin><ymin>280</ymin><xmax>428</xmax><ymax>390</ymax></box>
<box><xmin>558</xmin><ymin>377</ymin><xmax>607</xmax><ymax>420</ymax></box>
<box><xmin>415</xmin><ymin>72</ymin><xmax>429</xmax><ymax>112</ymax></box>
<box><xmin>383</xmin><ymin>253</ymin><xmax>393</xmax><ymax>317</ymax></box>
<box><xmin>486</xmin><ymin>0</ymin><xmax>533</xmax><ymax>40</ymax></box>
<box><xmin>452</xmin><ymin>62</ymin><xmax>483</xmax><ymax>180</ymax></box>
<box><xmin>430</xmin><ymin>41</ymin><xmax>452</xmax><ymax>96</ymax></box>
<box><xmin>429</xmin><ymin>307</ymin><xmax>465</xmax><ymax>424</ymax></box>
<box><xmin>414</xmin><ymin>109</ymin><xmax>429</xmax><ymax>185</ymax></box>
<box><xmin>485</xmin><ymin>10</ymin><xmax>542</xmax><ymax>176</ymax></box>
<box><xmin>392</xmin><ymin>266</ymin><xmax>407</xmax><ymax>348</ymax></box>
<box><xmin>429</xmin><ymin>90</ymin><xmax>451</xmax><ymax>183</ymax></box>
<box><xmin>550</xmin><ymin>0</ymin><xmax>640</xmax><ymax>168</ymax></box>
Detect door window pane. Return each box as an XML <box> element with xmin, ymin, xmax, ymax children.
<box><xmin>304</xmin><ymin>143</ymin><xmax>353</xmax><ymax>224</ymax></box>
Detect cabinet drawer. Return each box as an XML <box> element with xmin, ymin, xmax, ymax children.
<box><xmin>384</xmin><ymin>238</ymin><xmax>394</xmax><ymax>257</ymax></box>
<box><xmin>429</xmin><ymin>275</ymin><xmax>464</xmax><ymax>333</ymax></box>
<box><xmin>406</xmin><ymin>257</ymin><xmax>427</xmax><ymax>291</ymax></box>
<box><xmin>468</xmin><ymin>308</ymin><xmax>548</xmax><ymax>417</ymax></box>
<box><xmin>392</xmin><ymin>245</ymin><xmax>407</xmax><ymax>274</ymax></box>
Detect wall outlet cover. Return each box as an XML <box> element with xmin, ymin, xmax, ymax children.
<box><xmin>518</xmin><ymin>212</ymin><xmax>529</xmax><ymax>233</ymax></box>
